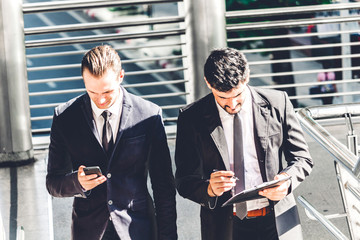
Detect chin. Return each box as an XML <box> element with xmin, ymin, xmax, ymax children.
<box><xmin>226</xmin><ymin>109</ymin><xmax>240</xmax><ymax>115</ymax></box>
<box><xmin>225</xmin><ymin>105</ymin><xmax>242</xmax><ymax>115</ymax></box>
<box><xmin>97</xmin><ymin>103</ymin><xmax>109</xmax><ymax>109</ymax></box>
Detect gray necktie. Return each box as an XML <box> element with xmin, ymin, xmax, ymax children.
<box><xmin>101</xmin><ymin>110</ymin><xmax>114</xmax><ymax>158</ymax></box>
<box><xmin>234</xmin><ymin>113</ymin><xmax>247</xmax><ymax>219</ymax></box>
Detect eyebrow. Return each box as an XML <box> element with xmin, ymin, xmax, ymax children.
<box><xmin>88</xmin><ymin>89</ymin><xmax>115</xmax><ymax>94</ymax></box>
<box><xmin>218</xmin><ymin>88</ymin><xmax>245</xmax><ymax>99</ymax></box>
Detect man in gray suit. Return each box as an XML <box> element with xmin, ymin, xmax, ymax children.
<box><xmin>175</xmin><ymin>48</ymin><xmax>313</xmax><ymax>240</ymax></box>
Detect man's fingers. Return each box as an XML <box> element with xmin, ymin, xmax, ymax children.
<box><xmin>208</xmin><ymin>171</ymin><xmax>237</xmax><ymax>196</ymax></box>
<box><xmin>213</xmin><ymin>182</ymin><xmax>235</xmax><ymax>189</ymax></box>
<box><xmin>259</xmin><ymin>185</ymin><xmax>287</xmax><ymax>201</ymax></box>
<box><xmin>85</xmin><ymin>174</ymin><xmax>99</xmax><ymax>180</ymax></box>
<box><xmin>81</xmin><ymin>176</ymin><xmax>107</xmax><ymax>191</ymax></box>
<box><xmin>95</xmin><ymin>176</ymin><xmax>107</xmax><ymax>183</ymax></box>
<box><xmin>211</xmin><ymin>171</ymin><xmax>234</xmax><ymax>178</ymax></box>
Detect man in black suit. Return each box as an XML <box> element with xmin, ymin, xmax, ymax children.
<box><xmin>46</xmin><ymin>45</ymin><xmax>177</xmax><ymax>240</ymax></box>
<box><xmin>175</xmin><ymin>48</ymin><xmax>313</xmax><ymax>240</ymax></box>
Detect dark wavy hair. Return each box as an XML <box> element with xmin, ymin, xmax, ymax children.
<box><xmin>81</xmin><ymin>45</ymin><xmax>122</xmax><ymax>77</ymax></box>
<box><xmin>204</xmin><ymin>48</ymin><xmax>249</xmax><ymax>92</ymax></box>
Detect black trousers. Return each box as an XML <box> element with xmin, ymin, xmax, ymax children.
<box><xmin>101</xmin><ymin>220</ymin><xmax>120</xmax><ymax>240</ymax></box>
<box><xmin>232</xmin><ymin>211</ymin><xmax>279</xmax><ymax>240</ymax></box>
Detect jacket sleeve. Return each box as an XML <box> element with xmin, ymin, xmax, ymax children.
<box><xmin>46</xmin><ymin>111</ymin><xmax>86</xmax><ymax>198</ymax></box>
<box><xmin>148</xmin><ymin>109</ymin><xmax>178</xmax><ymax>240</ymax></box>
<box><xmin>280</xmin><ymin>92</ymin><xmax>314</xmax><ymax>193</ymax></box>
<box><xmin>175</xmin><ymin>110</ymin><xmax>221</xmax><ymax>209</ymax></box>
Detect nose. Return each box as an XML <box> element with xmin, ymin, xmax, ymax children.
<box><xmin>228</xmin><ymin>98</ymin><xmax>238</xmax><ymax>109</ymax></box>
<box><xmin>99</xmin><ymin>96</ymin><xmax>106</xmax><ymax>104</ymax></box>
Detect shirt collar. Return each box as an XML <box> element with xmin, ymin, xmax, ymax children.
<box><xmin>241</xmin><ymin>86</ymin><xmax>252</xmax><ymax>114</ymax></box>
<box><xmin>90</xmin><ymin>89</ymin><xmax>123</xmax><ymax>119</ymax></box>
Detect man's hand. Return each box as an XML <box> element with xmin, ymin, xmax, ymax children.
<box><xmin>258</xmin><ymin>173</ymin><xmax>291</xmax><ymax>201</ymax></box>
<box><xmin>78</xmin><ymin>165</ymin><xmax>107</xmax><ymax>191</ymax></box>
<box><xmin>208</xmin><ymin>170</ymin><xmax>236</xmax><ymax>197</ymax></box>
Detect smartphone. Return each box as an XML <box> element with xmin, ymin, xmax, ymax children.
<box><xmin>83</xmin><ymin>166</ymin><xmax>102</xmax><ymax>178</ymax></box>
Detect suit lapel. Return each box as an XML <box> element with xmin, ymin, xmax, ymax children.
<box><xmin>203</xmin><ymin>94</ymin><xmax>231</xmax><ymax>171</ymax></box>
<box><xmin>110</xmin><ymin>87</ymin><xmax>132</xmax><ymax>161</ymax></box>
<box><xmin>249</xmin><ymin>87</ymin><xmax>270</xmax><ymax>181</ymax></box>
<box><xmin>81</xmin><ymin>94</ymin><xmax>102</xmax><ymax>145</ymax></box>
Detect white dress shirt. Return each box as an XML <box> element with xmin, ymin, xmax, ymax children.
<box><xmin>90</xmin><ymin>89</ymin><xmax>123</xmax><ymax>145</ymax></box>
<box><xmin>216</xmin><ymin>86</ymin><xmax>269</xmax><ymax>211</ymax></box>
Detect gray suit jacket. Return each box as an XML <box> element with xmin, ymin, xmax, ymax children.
<box><xmin>175</xmin><ymin>86</ymin><xmax>313</xmax><ymax>240</ymax></box>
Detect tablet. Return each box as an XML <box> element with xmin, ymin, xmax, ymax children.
<box><xmin>221</xmin><ymin>175</ymin><xmax>291</xmax><ymax>207</ymax></box>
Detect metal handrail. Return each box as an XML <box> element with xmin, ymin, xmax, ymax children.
<box><xmin>16</xmin><ymin>226</ymin><xmax>25</xmax><ymax>240</ymax></box>
<box><xmin>238</xmin><ymin>41</ymin><xmax>360</xmax><ymax>54</ymax></box>
<box><xmin>29</xmin><ymin>89</ymin><xmax>85</xmax><ymax>97</ymax></box>
<box><xmin>28</xmin><ymin>76</ymin><xmax>82</xmax><ymax>84</ymax></box>
<box><xmin>122</xmin><ymin>79</ymin><xmax>188</xmax><ymax>88</ymax></box>
<box><xmin>346</xmin><ymin>183</ymin><xmax>360</xmax><ymax>202</ymax></box>
<box><xmin>30</xmin><ymin>103</ymin><xmax>62</xmax><ymax>109</ymax></box>
<box><xmin>28</xmin><ymin>66</ymin><xmax>187</xmax><ymax>85</ymax></box>
<box><xmin>298</xmin><ymin>196</ymin><xmax>349</xmax><ymax>240</ymax></box>
<box><xmin>126</xmin><ymin>66</ymin><xmax>187</xmax><ymax>75</ymax></box>
<box><xmin>26</xmin><ymin>41</ymin><xmax>185</xmax><ymax>58</ymax></box>
<box><xmin>0</xmin><ymin>212</ymin><xmax>5</xmax><ymax>240</ymax></box>
<box><xmin>248</xmin><ymin>54</ymin><xmax>360</xmax><ymax>66</ymax></box>
<box><xmin>32</xmin><ymin>128</ymin><xmax>51</xmax><ymax>134</ymax></box>
<box><xmin>30</xmin><ymin>87</ymin><xmax>360</xmax><ymax>103</ymax></box>
<box><xmin>27</xmin><ymin>55</ymin><xmax>187</xmax><ymax>71</ymax></box>
<box><xmin>290</xmin><ymin>91</ymin><xmax>360</xmax><ymax>101</ymax></box>
<box><xmin>29</xmin><ymin>86</ymin><xmax>187</xmax><ymax>97</ymax></box>
<box><xmin>23</xmin><ymin>0</ymin><xmax>182</xmax><ymax>14</ymax></box>
<box><xmin>226</xmin><ymin>2</ymin><xmax>360</xmax><ymax>19</ymax></box>
<box><xmin>25</xmin><ymin>28</ymin><xmax>185</xmax><ymax>48</ymax></box>
<box><xmin>228</xmin><ymin>29</ymin><xmax>360</xmax><ymax>43</ymax></box>
<box><xmin>250</xmin><ymin>65</ymin><xmax>360</xmax><ymax>79</ymax></box>
<box><xmin>297</xmin><ymin>104</ymin><xmax>360</xmax><ymax>178</ymax></box>
<box><xmin>28</xmin><ymin>70</ymin><xmax>360</xmax><ymax>90</ymax></box>
<box><xmin>33</xmin><ymin>61</ymin><xmax>360</xmax><ymax>86</ymax></box>
<box><xmin>25</xmin><ymin>16</ymin><xmax>184</xmax><ymax>35</ymax></box>
<box><xmin>28</xmin><ymin>76</ymin><xmax>187</xmax><ymax>86</ymax></box>
<box><xmin>227</xmin><ymin>15</ymin><xmax>360</xmax><ymax>32</ymax></box>
<box><xmin>260</xmin><ymin>78</ymin><xmax>360</xmax><ymax>89</ymax></box>
<box><xmin>31</xmin><ymin>116</ymin><xmax>53</xmax><ymax>121</ymax></box>
<box><xmin>28</xmin><ymin>52</ymin><xmax>360</xmax><ymax>70</ymax></box>
<box><xmin>135</xmin><ymin>91</ymin><xmax>187</xmax><ymax>99</ymax></box>
<box><xmin>254</xmin><ymin>78</ymin><xmax>360</xmax><ymax>95</ymax></box>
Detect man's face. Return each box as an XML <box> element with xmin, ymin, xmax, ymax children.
<box><xmin>206</xmin><ymin>79</ymin><xmax>248</xmax><ymax>115</ymax></box>
<box><xmin>83</xmin><ymin>68</ymin><xmax>124</xmax><ymax>109</ymax></box>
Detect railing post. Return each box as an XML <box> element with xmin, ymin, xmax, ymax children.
<box><xmin>181</xmin><ymin>0</ymin><xmax>227</xmax><ymax>101</ymax></box>
<box><xmin>0</xmin><ymin>0</ymin><xmax>34</xmax><ymax>165</ymax></box>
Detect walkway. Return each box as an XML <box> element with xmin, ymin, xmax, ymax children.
<box><xmin>0</xmin><ymin>124</ymin><xmax>353</xmax><ymax>239</ymax></box>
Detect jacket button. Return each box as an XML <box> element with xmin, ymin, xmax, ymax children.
<box><xmin>108</xmin><ymin>200</ymin><xmax>113</xmax><ymax>205</ymax></box>
<box><xmin>107</xmin><ymin>173</ymin><xmax>112</xmax><ymax>178</ymax></box>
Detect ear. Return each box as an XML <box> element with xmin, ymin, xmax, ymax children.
<box><xmin>245</xmin><ymin>70</ymin><xmax>250</xmax><ymax>84</ymax></box>
<box><xmin>118</xmin><ymin>69</ymin><xmax>125</xmax><ymax>84</ymax></box>
<box><xmin>204</xmin><ymin>77</ymin><xmax>212</xmax><ymax>90</ymax></box>
<box><xmin>244</xmin><ymin>77</ymin><xmax>249</xmax><ymax>85</ymax></box>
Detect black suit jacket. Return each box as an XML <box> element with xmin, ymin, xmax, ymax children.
<box><xmin>175</xmin><ymin>86</ymin><xmax>313</xmax><ymax>240</ymax></box>
<box><xmin>46</xmin><ymin>87</ymin><xmax>177</xmax><ymax>240</ymax></box>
